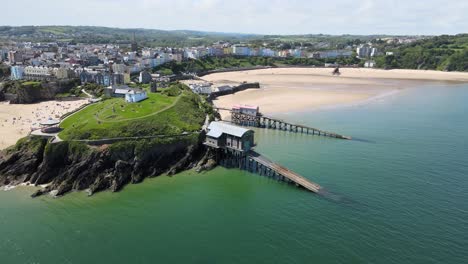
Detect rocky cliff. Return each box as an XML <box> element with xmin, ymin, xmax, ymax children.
<box><xmin>3</xmin><ymin>79</ymin><xmax>79</xmax><ymax>104</ymax></box>
<box><xmin>0</xmin><ymin>135</ymin><xmax>217</xmax><ymax>197</ymax></box>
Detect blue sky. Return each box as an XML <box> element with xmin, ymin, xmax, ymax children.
<box><xmin>2</xmin><ymin>0</ymin><xmax>467</xmax><ymax>35</ymax></box>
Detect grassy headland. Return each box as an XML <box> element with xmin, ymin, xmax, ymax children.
<box><xmin>0</xmin><ymin>83</ymin><xmax>213</xmax><ymax>197</ymax></box>
<box><xmin>59</xmin><ymin>84</ymin><xmax>208</xmax><ymax>140</ymax></box>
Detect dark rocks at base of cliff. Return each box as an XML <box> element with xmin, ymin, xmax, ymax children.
<box><xmin>0</xmin><ymin>135</ymin><xmax>217</xmax><ymax>198</ymax></box>
<box><xmin>0</xmin><ymin>88</ymin><xmax>5</xmax><ymax>101</ymax></box>
<box><xmin>195</xmin><ymin>149</ymin><xmax>218</xmax><ymax>173</ymax></box>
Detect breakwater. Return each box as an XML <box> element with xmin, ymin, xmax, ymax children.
<box><xmin>208</xmin><ymin>82</ymin><xmax>260</xmax><ymax>100</ymax></box>
<box><xmin>197</xmin><ymin>66</ymin><xmax>273</xmax><ymax>77</ymax></box>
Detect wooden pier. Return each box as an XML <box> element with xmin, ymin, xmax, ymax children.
<box><xmin>247</xmin><ymin>151</ymin><xmax>322</xmax><ymax>193</ymax></box>
<box><xmin>231</xmin><ymin>112</ymin><xmax>352</xmax><ymax>140</ymax></box>
<box><xmin>218</xmin><ymin>149</ymin><xmax>322</xmax><ymax>194</ymax></box>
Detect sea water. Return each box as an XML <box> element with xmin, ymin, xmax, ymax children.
<box><xmin>0</xmin><ymin>83</ymin><xmax>467</xmax><ymax>264</ymax></box>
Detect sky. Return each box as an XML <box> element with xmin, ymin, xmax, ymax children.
<box><xmin>1</xmin><ymin>0</ymin><xmax>467</xmax><ymax>35</ymax></box>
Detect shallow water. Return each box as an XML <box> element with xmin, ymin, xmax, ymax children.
<box><xmin>1</xmin><ymin>83</ymin><xmax>467</xmax><ymax>264</ymax></box>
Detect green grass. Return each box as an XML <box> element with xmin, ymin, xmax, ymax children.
<box><xmin>5</xmin><ymin>136</ymin><xmax>47</xmax><ymax>155</ymax></box>
<box><xmin>38</xmin><ymin>26</ymin><xmax>69</xmax><ymax>35</ymax></box>
<box><xmin>22</xmin><ymin>81</ymin><xmax>41</xmax><ymax>86</ymax></box>
<box><xmin>95</xmin><ymin>93</ymin><xmax>174</xmax><ymax>122</ymax></box>
<box><xmin>59</xmin><ymin>89</ymin><xmax>206</xmax><ymax>140</ymax></box>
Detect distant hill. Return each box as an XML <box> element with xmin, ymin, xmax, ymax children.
<box><xmin>0</xmin><ymin>26</ymin><xmax>260</xmax><ymax>47</ymax></box>
<box><xmin>0</xmin><ymin>26</ymin><xmax>406</xmax><ymax>48</ymax></box>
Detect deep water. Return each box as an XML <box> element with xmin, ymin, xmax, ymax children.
<box><xmin>1</xmin><ymin>83</ymin><xmax>467</xmax><ymax>264</ymax></box>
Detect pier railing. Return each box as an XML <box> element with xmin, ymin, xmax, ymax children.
<box><xmin>247</xmin><ymin>151</ymin><xmax>322</xmax><ymax>193</ymax></box>
<box><xmin>230</xmin><ymin>112</ymin><xmax>352</xmax><ymax>140</ymax></box>
<box><xmin>217</xmin><ymin>148</ymin><xmax>323</xmax><ymax>194</ymax></box>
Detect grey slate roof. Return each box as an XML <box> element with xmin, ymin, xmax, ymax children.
<box><xmin>207</xmin><ymin>122</ymin><xmax>252</xmax><ymax>138</ymax></box>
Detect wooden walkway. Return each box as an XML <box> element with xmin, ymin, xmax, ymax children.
<box><xmin>247</xmin><ymin>151</ymin><xmax>322</xmax><ymax>193</ymax></box>
<box><xmin>229</xmin><ymin>111</ymin><xmax>352</xmax><ymax>140</ymax></box>
<box><xmin>260</xmin><ymin>115</ymin><xmax>352</xmax><ymax>140</ymax></box>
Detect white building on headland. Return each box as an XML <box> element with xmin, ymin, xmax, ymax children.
<box><xmin>124</xmin><ymin>89</ymin><xmax>148</xmax><ymax>103</ymax></box>
<box><xmin>106</xmin><ymin>85</ymin><xmax>148</xmax><ymax>103</ymax></box>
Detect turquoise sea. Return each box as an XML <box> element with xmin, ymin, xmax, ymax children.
<box><xmin>1</xmin><ymin>83</ymin><xmax>467</xmax><ymax>264</ymax></box>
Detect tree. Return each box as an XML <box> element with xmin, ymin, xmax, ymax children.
<box><xmin>446</xmin><ymin>50</ymin><xmax>468</xmax><ymax>71</ymax></box>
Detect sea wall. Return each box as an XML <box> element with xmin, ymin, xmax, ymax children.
<box><xmin>208</xmin><ymin>82</ymin><xmax>260</xmax><ymax>100</ymax></box>
<box><xmin>198</xmin><ymin>66</ymin><xmax>273</xmax><ymax>77</ymax></box>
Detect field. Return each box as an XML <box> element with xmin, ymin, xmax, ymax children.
<box><xmin>59</xmin><ymin>87</ymin><xmax>207</xmax><ymax>140</ymax></box>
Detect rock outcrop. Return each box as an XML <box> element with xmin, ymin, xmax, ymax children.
<box><xmin>6</xmin><ymin>79</ymin><xmax>79</xmax><ymax>104</ymax></box>
<box><xmin>0</xmin><ymin>135</ymin><xmax>217</xmax><ymax>197</ymax></box>
<box><xmin>0</xmin><ymin>83</ymin><xmax>5</xmax><ymax>101</ymax></box>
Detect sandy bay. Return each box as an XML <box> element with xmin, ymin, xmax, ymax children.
<box><xmin>204</xmin><ymin>68</ymin><xmax>468</xmax><ymax>118</ymax></box>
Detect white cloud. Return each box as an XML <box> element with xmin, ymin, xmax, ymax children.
<box><xmin>1</xmin><ymin>0</ymin><xmax>467</xmax><ymax>35</ymax></box>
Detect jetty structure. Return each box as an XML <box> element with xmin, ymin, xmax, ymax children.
<box><xmin>204</xmin><ymin>121</ymin><xmax>323</xmax><ymax>194</ymax></box>
<box><xmin>217</xmin><ymin>104</ymin><xmax>352</xmax><ymax>140</ymax></box>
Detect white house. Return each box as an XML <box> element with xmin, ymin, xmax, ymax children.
<box><xmin>106</xmin><ymin>85</ymin><xmax>148</xmax><ymax>103</ymax></box>
<box><xmin>124</xmin><ymin>89</ymin><xmax>148</xmax><ymax>103</ymax></box>
<box><xmin>24</xmin><ymin>66</ymin><xmax>57</xmax><ymax>78</ymax></box>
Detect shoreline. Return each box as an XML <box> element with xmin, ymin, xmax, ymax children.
<box><xmin>204</xmin><ymin>67</ymin><xmax>468</xmax><ymax>83</ymax></box>
<box><xmin>204</xmin><ymin>67</ymin><xmax>468</xmax><ymax>119</ymax></box>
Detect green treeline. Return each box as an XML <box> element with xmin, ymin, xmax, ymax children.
<box><xmin>375</xmin><ymin>35</ymin><xmax>468</xmax><ymax>71</ymax></box>
<box><xmin>153</xmin><ymin>56</ymin><xmax>361</xmax><ymax>75</ymax></box>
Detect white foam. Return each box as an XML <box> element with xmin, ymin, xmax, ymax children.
<box><xmin>2</xmin><ymin>185</ymin><xmax>17</xmax><ymax>191</ymax></box>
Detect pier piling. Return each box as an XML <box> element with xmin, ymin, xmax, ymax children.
<box><xmin>229</xmin><ymin>112</ymin><xmax>351</xmax><ymax>140</ymax></box>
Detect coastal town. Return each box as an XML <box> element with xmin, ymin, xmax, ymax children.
<box><xmin>0</xmin><ymin>33</ymin><xmax>424</xmax><ymax>84</ymax></box>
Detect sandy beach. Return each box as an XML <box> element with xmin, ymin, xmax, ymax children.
<box><xmin>0</xmin><ymin>99</ymin><xmax>88</xmax><ymax>150</ymax></box>
<box><xmin>204</xmin><ymin>68</ymin><xmax>468</xmax><ymax>119</ymax></box>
